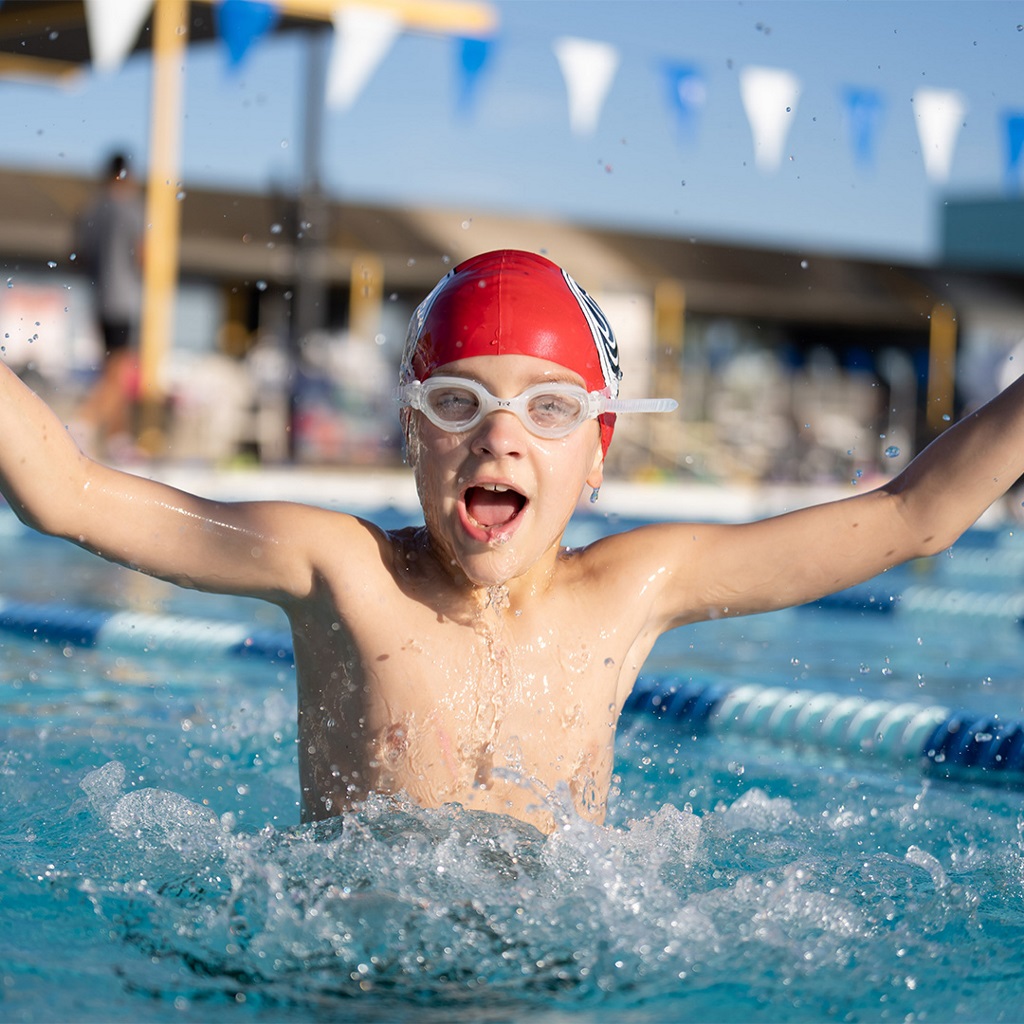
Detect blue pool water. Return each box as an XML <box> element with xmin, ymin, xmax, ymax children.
<box><xmin>3</xmin><ymin>502</ymin><xmax>1024</xmax><ymax>1022</ymax></box>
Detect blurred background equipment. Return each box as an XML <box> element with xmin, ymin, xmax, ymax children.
<box><xmin>0</xmin><ymin>1</ymin><xmax>1021</xmax><ymax>481</ymax></box>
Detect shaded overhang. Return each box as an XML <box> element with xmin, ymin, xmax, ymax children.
<box><xmin>0</xmin><ymin>163</ymin><xmax>944</xmax><ymax>332</ymax></box>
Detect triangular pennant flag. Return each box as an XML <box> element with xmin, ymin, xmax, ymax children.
<box><xmin>841</xmin><ymin>86</ymin><xmax>885</xmax><ymax>170</ymax></box>
<box><xmin>216</xmin><ymin>0</ymin><xmax>279</xmax><ymax>69</ymax></box>
<box><xmin>84</xmin><ymin>0</ymin><xmax>153</xmax><ymax>73</ymax></box>
<box><xmin>739</xmin><ymin>65</ymin><xmax>801</xmax><ymax>172</ymax></box>
<box><xmin>913</xmin><ymin>87</ymin><xmax>967</xmax><ymax>183</ymax></box>
<box><xmin>662</xmin><ymin>62</ymin><xmax>707</xmax><ymax>144</ymax></box>
<box><xmin>553</xmin><ymin>37</ymin><xmax>620</xmax><ymax>136</ymax></box>
<box><xmin>455</xmin><ymin>35</ymin><xmax>493</xmax><ymax>115</ymax></box>
<box><xmin>1003</xmin><ymin>111</ymin><xmax>1024</xmax><ymax>193</ymax></box>
<box><xmin>327</xmin><ymin>4</ymin><xmax>401</xmax><ymax>110</ymax></box>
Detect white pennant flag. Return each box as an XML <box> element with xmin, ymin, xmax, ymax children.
<box><xmin>84</xmin><ymin>0</ymin><xmax>153</xmax><ymax>73</ymax></box>
<box><xmin>553</xmin><ymin>37</ymin><xmax>620</xmax><ymax>136</ymax></box>
<box><xmin>739</xmin><ymin>65</ymin><xmax>801</xmax><ymax>172</ymax></box>
<box><xmin>327</xmin><ymin>5</ymin><xmax>402</xmax><ymax>110</ymax></box>
<box><xmin>913</xmin><ymin>88</ymin><xmax>967</xmax><ymax>183</ymax></box>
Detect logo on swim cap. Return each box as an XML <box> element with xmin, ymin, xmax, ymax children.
<box><xmin>399</xmin><ymin>250</ymin><xmax>622</xmax><ymax>453</ymax></box>
<box><xmin>560</xmin><ymin>268</ymin><xmax>621</xmax><ymax>399</ymax></box>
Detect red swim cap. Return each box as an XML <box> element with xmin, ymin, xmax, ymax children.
<box><xmin>401</xmin><ymin>250</ymin><xmax>622</xmax><ymax>454</ymax></box>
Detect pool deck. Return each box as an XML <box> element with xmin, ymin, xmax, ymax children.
<box><xmin>98</xmin><ymin>460</ymin><xmax>1018</xmax><ymax>529</ymax></box>
<box><xmin>143</xmin><ymin>462</ymin><xmax>859</xmax><ymax>523</ymax></box>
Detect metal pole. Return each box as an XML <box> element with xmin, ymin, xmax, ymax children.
<box><xmin>287</xmin><ymin>29</ymin><xmax>330</xmax><ymax>458</ymax></box>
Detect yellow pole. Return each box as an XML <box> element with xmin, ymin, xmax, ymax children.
<box><xmin>926</xmin><ymin>302</ymin><xmax>957</xmax><ymax>432</ymax></box>
<box><xmin>349</xmin><ymin>253</ymin><xmax>384</xmax><ymax>341</ymax></box>
<box><xmin>138</xmin><ymin>0</ymin><xmax>188</xmax><ymax>452</ymax></box>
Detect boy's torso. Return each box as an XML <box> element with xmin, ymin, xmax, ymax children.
<box><xmin>284</xmin><ymin>522</ymin><xmax>660</xmax><ymax>832</ymax></box>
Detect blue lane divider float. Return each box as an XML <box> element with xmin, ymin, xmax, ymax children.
<box><xmin>3</xmin><ymin>597</ymin><xmax>1023</xmax><ymax>783</ymax></box>
<box><xmin>0</xmin><ymin>598</ymin><xmax>293</xmax><ymax>662</ymax></box>
<box><xmin>623</xmin><ymin>677</ymin><xmax>1024</xmax><ymax>782</ymax></box>
<box><xmin>812</xmin><ymin>582</ymin><xmax>1024</xmax><ymax>622</ymax></box>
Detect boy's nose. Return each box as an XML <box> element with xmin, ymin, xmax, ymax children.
<box><xmin>469</xmin><ymin>408</ymin><xmax>528</xmax><ymax>457</ymax></box>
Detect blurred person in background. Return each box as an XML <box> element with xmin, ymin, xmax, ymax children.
<box><xmin>74</xmin><ymin>151</ymin><xmax>145</xmax><ymax>458</ymax></box>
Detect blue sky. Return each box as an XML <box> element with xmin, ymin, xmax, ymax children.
<box><xmin>3</xmin><ymin>1</ymin><xmax>1022</xmax><ymax>262</ymax></box>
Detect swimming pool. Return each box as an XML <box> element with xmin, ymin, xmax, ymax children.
<box><xmin>3</xmin><ymin>497</ymin><xmax>1024</xmax><ymax>1023</ymax></box>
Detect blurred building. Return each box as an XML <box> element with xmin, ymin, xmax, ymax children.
<box><xmin>1</xmin><ymin>164</ymin><xmax>1022</xmax><ymax>483</ymax></box>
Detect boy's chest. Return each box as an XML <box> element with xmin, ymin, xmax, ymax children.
<box><xmin>295</xmin><ymin>580</ymin><xmax>633</xmax><ymax>823</ymax></box>
<box><xmin>359</xmin><ymin>617</ymin><xmax>623</xmax><ymax>816</ymax></box>
<box><xmin>365</xmin><ymin>610</ymin><xmax>622</xmax><ymax>727</ymax></box>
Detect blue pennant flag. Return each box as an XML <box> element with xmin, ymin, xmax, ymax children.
<box><xmin>456</xmin><ymin>35</ymin><xmax>494</xmax><ymax>116</ymax></box>
<box><xmin>662</xmin><ymin>62</ymin><xmax>706</xmax><ymax>144</ymax></box>
<box><xmin>841</xmin><ymin>86</ymin><xmax>885</xmax><ymax>170</ymax></box>
<box><xmin>1003</xmin><ymin>111</ymin><xmax>1024</xmax><ymax>193</ymax></box>
<box><xmin>217</xmin><ymin>0</ymin><xmax>279</xmax><ymax>70</ymax></box>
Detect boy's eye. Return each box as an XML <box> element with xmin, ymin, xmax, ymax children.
<box><xmin>528</xmin><ymin>392</ymin><xmax>583</xmax><ymax>425</ymax></box>
<box><xmin>430</xmin><ymin>388</ymin><xmax>479</xmax><ymax>420</ymax></box>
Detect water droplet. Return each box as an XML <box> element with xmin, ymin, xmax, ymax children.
<box><xmin>5</xmin><ymin>278</ymin><xmax>12</xmax><ymax>288</ymax></box>
<box><xmin>270</xmin><ymin>223</ymin><xmax>282</xmax><ymax>235</ymax></box>
<box><xmin>461</xmin><ymin>219</ymin><xmax>472</xmax><ymax>230</ymax></box>
<box><xmin>176</xmin><ymin>190</ymin><xmax>186</xmax><ymax>201</ymax></box>
<box><xmin>800</xmin><ymin>259</ymin><xmax>808</xmax><ymax>269</ymax></box>
<box><xmin>942</xmin><ymin>413</ymin><xmax>951</xmax><ymax>422</ymax></box>
<box><xmin>884</xmin><ymin>445</ymin><xmax>901</xmax><ymax>458</ymax></box>
<box><xmin>47</xmin><ymin>261</ymin><xmax>56</xmax><ymax>269</ymax></box>
<box><xmin>256</xmin><ymin>280</ymin><xmax>267</xmax><ymax>292</ymax></box>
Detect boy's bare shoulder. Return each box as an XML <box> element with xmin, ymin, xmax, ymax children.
<box><xmin>569</xmin><ymin>519</ymin><xmax>710</xmax><ymax>571</ymax></box>
<box><xmin>564</xmin><ymin>520</ymin><xmax>726</xmax><ymax>626</ymax></box>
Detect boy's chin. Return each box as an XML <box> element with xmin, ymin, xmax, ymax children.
<box><xmin>455</xmin><ymin>552</ymin><xmax>521</xmax><ymax>590</ymax></box>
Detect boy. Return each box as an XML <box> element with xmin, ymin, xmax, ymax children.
<box><xmin>1</xmin><ymin>249</ymin><xmax>1022</xmax><ymax>834</ymax></box>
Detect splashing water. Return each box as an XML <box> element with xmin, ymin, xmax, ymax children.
<box><xmin>6</xmin><ymin>525</ymin><xmax>1024</xmax><ymax>1021</ymax></box>
<box><xmin>4</xmin><ymin>730</ymin><xmax>1019</xmax><ymax>1024</ymax></box>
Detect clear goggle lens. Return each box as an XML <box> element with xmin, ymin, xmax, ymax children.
<box><xmin>395</xmin><ymin>376</ymin><xmax>677</xmax><ymax>439</ymax></box>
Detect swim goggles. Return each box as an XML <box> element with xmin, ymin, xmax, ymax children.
<box><xmin>395</xmin><ymin>376</ymin><xmax>677</xmax><ymax>439</ymax></box>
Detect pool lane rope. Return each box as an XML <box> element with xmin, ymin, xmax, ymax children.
<box><xmin>622</xmin><ymin>677</ymin><xmax>1024</xmax><ymax>780</ymax></box>
<box><xmin>0</xmin><ymin>598</ymin><xmax>292</xmax><ymax>661</ymax></box>
<box><xmin>1</xmin><ymin>596</ymin><xmax>1023</xmax><ymax>782</ymax></box>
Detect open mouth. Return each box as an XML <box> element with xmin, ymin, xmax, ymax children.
<box><xmin>464</xmin><ymin>483</ymin><xmax>527</xmax><ymax>529</ymax></box>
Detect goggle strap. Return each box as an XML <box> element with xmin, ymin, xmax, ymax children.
<box><xmin>395</xmin><ymin>383</ymin><xmax>678</xmax><ymax>417</ymax></box>
<box><xmin>600</xmin><ymin>397</ymin><xmax>679</xmax><ymax>414</ymax></box>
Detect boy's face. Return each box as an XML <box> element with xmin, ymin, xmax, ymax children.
<box><xmin>408</xmin><ymin>354</ymin><xmax>605</xmax><ymax>589</ymax></box>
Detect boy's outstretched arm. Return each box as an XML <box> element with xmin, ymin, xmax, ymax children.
<box><xmin>634</xmin><ymin>372</ymin><xmax>1024</xmax><ymax>630</ymax></box>
<box><xmin>0</xmin><ymin>359</ymin><xmax>328</xmax><ymax>604</ymax></box>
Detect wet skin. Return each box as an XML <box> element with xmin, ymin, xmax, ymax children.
<box><xmin>3</xmin><ymin>351</ymin><xmax>1023</xmax><ymax>833</ymax></box>
<box><xmin>291</xmin><ymin>355</ymin><xmax>635</xmax><ymax>831</ymax></box>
